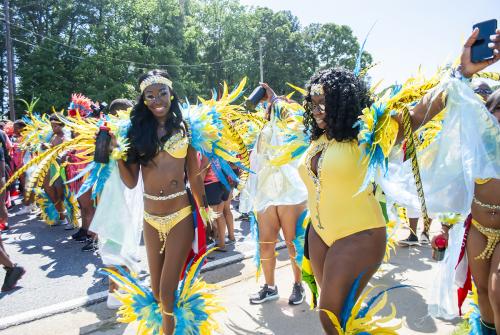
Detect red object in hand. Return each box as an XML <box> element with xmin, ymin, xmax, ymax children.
<box><xmin>435</xmin><ymin>236</ymin><xmax>448</xmax><ymax>249</ymax></box>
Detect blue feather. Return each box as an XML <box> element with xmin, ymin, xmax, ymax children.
<box><xmin>250</xmin><ymin>212</ymin><xmax>261</xmax><ymax>270</ymax></box>
<box><xmin>468</xmin><ymin>303</ymin><xmax>482</xmax><ymax>335</ymax></box>
<box><xmin>340</xmin><ymin>272</ymin><xmax>365</xmax><ymax>329</ymax></box>
<box><xmin>66</xmin><ymin>162</ymin><xmax>95</xmax><ymax>184</ymax></box>
<box><xmin>354</xmin><ymin>22</ymin><xmax>376</xmax><ymax>76</ymax></box>
<box><xmin>357</xmin><ymin>285</ymin><xmax>411</xmax><ymax>318</ymax></box>
<box><xmin>292</xmin><ymin>210</ymin><xmax>308</xmax><ymax>268</ymax></box>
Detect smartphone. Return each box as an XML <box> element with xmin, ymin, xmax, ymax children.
<box><xmin>471</xmin><ymin>19</ymin><xmax>497</xmax><ymax>63</ymax></box>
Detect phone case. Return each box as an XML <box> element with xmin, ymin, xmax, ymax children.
<box><xmin>471</xmin><ymin>19</ymin><xmax>497</xmax><ymax>63</ymax></box>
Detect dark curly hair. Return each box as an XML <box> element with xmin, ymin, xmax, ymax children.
<box><xmin>304</xmin><ymin>68</ymin><xmax>372</xmax><ymax>142</ymax></box>
<box><xmin>127</xmin><ymin>69</ymin><xmax>184</xmax><ymax>165</ymax></box>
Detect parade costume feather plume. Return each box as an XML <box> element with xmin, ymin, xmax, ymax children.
<box><xmin>101</xmin><ymin>249</ymin><xmax>224</xmax><ymax>335</ymax></box>
<box><xmin>68</xmin><ymin>93</ymin><xmax>93</xmax><ymax>118</ymax></box>
<box><xmin>322</xmin><ymin>273</ymin><xmax>407</xmax><ymax>334</ymax></box>
<box><xmin>34</xmin><ymin>188</ymin><xmax>60</xmax><ymax>225</ymax></box>
<box><xmin>292</xmin><ymin>209</ymin><xmax>309</xmax><ymax>268</ymax></box>
<box><xmin>249</xmin><ymin>212</ymin><xmax>262</xmax><ymax>280</ymax></box>
<box><xmin>301</xmin><ymin>223</ymin><xmax>319</xmax><ymax>309</ymax></box>
<box><xmin>183</xmin><ymin>78</ymin><xmax>251</xmax><ymax>190</ymax></box>
<box><xmin>266</xmin><ymin>99</ymin><xmax>309</xmax><ymax>167</ymax></box>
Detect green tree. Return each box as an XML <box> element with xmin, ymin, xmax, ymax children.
<box><xmin>304</xmin><ymin>22</ymin><xmax>372</xmax><ymax>71</ymax></box>
<box><xmin>6</xmin><ymin>0</ymin><xmax>373</xmax><ymax>114</ymax></box>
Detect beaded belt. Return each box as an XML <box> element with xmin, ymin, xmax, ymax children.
<box><xmin>473</xmin><ymin>196</ymin><xmax>500</xmax><ymax>212</ymax></box>
<box><xmin>471</xmin><ymin>218</ymin><xmax>500</xmax><ymax>260</ymax></box>
<box><xmin>143</xmin><ymin>190</ymin><xmax>187</xmax><ymax>201</ymax></box>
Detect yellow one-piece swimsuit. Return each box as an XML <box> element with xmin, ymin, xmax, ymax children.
<box><xmin>298</xmin><ymin>134</ymin><xmax>386</xmax><ymax>246</ymax></box>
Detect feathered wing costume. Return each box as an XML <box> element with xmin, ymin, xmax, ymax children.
<box><xmin>4</xmin><ymin>109</ymin><xmax>80</xmax><ymax>226</ymax></box>
<box><xmin>356</xmin><ymin>68</ymin><xmax>500</xmax><ymax>325</ymax></box>
<box><xmin>357</xmin><ymin>68</ymin><xmax>500</xmax><ymax>217</ymax></box>
<box><xmin>102</xmin><ymin>249</ymin><xmax>224</xmax><ymax>335</ymax></box>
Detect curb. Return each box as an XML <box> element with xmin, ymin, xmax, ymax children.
<box><xmin>0</xmin><ymin>242</ymin><xmax>286</xmax><ymax>330</ymax></box>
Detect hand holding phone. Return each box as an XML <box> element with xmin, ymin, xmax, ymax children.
<box><xmin>460</xmin><ymin>20</ymin><xmax>500</xmax><ymax>78</ymax></box>
<box><xmin>471</xmin><ymin>19</ymin><xmax>497</xmax><ymax>63</ymax></box>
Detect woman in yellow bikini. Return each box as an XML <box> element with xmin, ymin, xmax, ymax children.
<box><xmin>433</xmin><ymin>89</ymin><xmax>500</xmax><ymax>334</ymax></box>
<box><xmin>300</xmin><ymin>27</ymin><xmax>500</xmax><ymax>334</ymax></box>
<box><xmin>114</xmin><ymin>70</ymin><xmax>209</xmax><ymax>335</ymax></box>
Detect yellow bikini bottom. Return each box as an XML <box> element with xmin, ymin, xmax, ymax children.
<box><xmin>472</xmin><ymin>218</ymin><xmax>500</xmax><ymax>260</ymax></box>
<box><xmin>144</xmin><ymin>206</ymin><xmax>192</xmax><ymax>253</ymax></box>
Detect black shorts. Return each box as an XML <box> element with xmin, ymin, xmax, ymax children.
<box><xmin>205</xmin><ymin>182</ymin><xmax>230</xmax><ymax>206</ymax></box>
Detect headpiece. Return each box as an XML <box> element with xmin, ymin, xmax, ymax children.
<box><xmin>140</xmin><ymin>76</ymin><xmax>173</xmax><ymax>93</ymax></box>
<box><xmin>68</xmin><ymin>93</ymin><xmax>93</xmax><ymax>118</ymax></box>
<box><xmin>310</xmin><ymin>84</ymin><xmax>324</xmax><ymax>96</ymax></box>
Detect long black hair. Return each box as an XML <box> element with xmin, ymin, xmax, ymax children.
<box><xmin>304</xmin><ymin>68</ymin><xmax>372</xmax><ymax>142</ymax></box>
<box><xmin>128</xmin><ymin>69</ymin><xmax>184</xmax><ymax>165</ymax></box>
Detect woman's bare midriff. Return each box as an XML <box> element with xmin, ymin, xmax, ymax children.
<box><xmin>472</xmin><ymin>178</ymin><xmax>500</xmax><ymax>229</ymax></box>
<box><xmin>141</xmin><ymin>152</ymin><xmax>190</xmax><ymax>216</ymax></box>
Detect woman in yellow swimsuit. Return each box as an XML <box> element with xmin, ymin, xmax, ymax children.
<box><xmin>300</xmin><ymin>27</ymin><xmax>500</xmax><ymax>334</ymax></box>
<box><xmin>113</xmin><ymin>70</ymin><xmax>209</xmax><ymax>335</ymax></box>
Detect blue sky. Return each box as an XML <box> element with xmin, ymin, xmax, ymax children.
<box><xmin>240</xmin><ymin>0</ymin><xmax>500</xmax><ymax>85</ymax></box>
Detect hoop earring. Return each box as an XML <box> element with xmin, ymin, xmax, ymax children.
<box><xmin>144</xmin><ymin>100</ymin><xmax>149</xmax><ymax>106</ymax></box>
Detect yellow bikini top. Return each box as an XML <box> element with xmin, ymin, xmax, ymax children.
<box><xmin>162</xmin><ymin>132</ymin><xmax>189</xmax><ymax>159</ymax></box>
<box><xmin>475</xmin><ymin>178</ymin><xmax>491</xmax><ymax>185</ymax></box>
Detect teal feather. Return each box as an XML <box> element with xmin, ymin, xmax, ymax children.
<box><xmin>340</xmin><ymin>272</ymin><xmax>364</xmax><ymax>329</ymax></box>
<box><xmin>354</xmin><ymin>22</ymin><xmax>376</xmax><ymax>76</ymax></box>
<box><xmin>292</xmin><ymin>210</ymin><xmax>308</xmax><ymax>268</ymax></box>
<box><xmin>357</xmin><ymin>285</ymin><xmax>411</xmax><ymax>318</ymax></box>
<box><xmin>102</xmin><ymin>252</ymin><xmax>218</xmax><ymax>335</ymax></box>
<box><xmin>250</xmin><ymin>212</ymin><xmax>260</xmax><ymax>271</ymax></box>
<box><xmin>468</xmin><ymin>302</ymin><xmax>481</xmax><ymax>335</ymax></box>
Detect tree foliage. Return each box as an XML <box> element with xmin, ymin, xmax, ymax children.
<box><xmin>3</xmin><ymin>0</ymin><xmax>373</xmax><ymax>115</ymax></box>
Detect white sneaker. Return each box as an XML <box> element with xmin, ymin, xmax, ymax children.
<box><xmin>16</xmin><ymin>206</ymin><xmax>31</xmax><ymax>215</ymax></box>
<box><xmin>420</xmin><ymin>232</ymin><xmax>430</xmax><ymax>245</ymax></box>
<box><xmin>63</xmin><ymin>220</ymin><xmax>75</xmax><ymax>230</ymax></box>
<box><xmin>29</xmin><ymin>205</ymin><xmax>41</xmax><ymax>215</ymax></box>
<box><xmin>106</xmin><ymin>293</ymin><xmax>122</xmax><ymax>310</ymax></box>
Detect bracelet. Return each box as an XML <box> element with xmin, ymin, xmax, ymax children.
<box><xmin>270</xmin><ymin>95</ymin><xmax>282</xmax><ymax>105</ymax></box>
<box><xmin>441</xmin><ymin>223</ymin><xmax>452</xmax><ymax>230</ymax></box>
<box><xmin>162</xmin><ymin>310</ymin><xmax>174</xmax><ymax>317</ymax></box>
<box><xmin>452</xmin><ymin>65</ymin><xmax>472</xmax><ymax>83</ymax></box>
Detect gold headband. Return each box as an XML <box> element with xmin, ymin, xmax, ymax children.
<box><xmin>140</xmin><ymin>76</ymin><xmax>173</xmax><ymax>93</ymax></box>
<box><xmin>310</xmin><ymin>84</ymin><xmax>324</xmax><ymax>96</ymax></box>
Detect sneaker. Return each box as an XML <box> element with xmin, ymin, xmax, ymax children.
<box><xmin>72</xmin><ymin>229</ymin><xmax>91</xmax><ymax>241</ymax></box>
<box><xmin>30</xmin><ymin>205</ymin><xmax>41</xmax><ymax>215</ymax></box>
<box><xmin>420</xmin><ymin>232</ymin><xmax>430</xmax><ymax>245</ymax></box>
<box><xmin>288</xmin><ymin>282</ymin><xmax>305</xmax><ymax>305</ymax></box>
<box><xmin>106</xmin><ymin>293</ymin><xmax>122</xmax><ymax>310</ymax></box>
<box><xmin>249</xmin><ymin>284</ymin><xmax>279</xmax><ymax>304</ymax></box>
<box><xmin>398</xmin><ymin>233</ymin><xmax>420</xmax><ymax>246</ymax></box>
<box><xmin>76</xmin><ymin>235</ymin><xmax>92</xmax><ymax>243</ymax></box>
<box><xmin>16</xmin><ymin>206</ymin><xmax>31</xmax><ymax>216</ymax></box>
<box><xmin>72</xmin><ymin>228</ymin><xmax>87</xmax><ymax>240</ymax></box>
<box><xmin>206</xmin><ymin>238</ymin><xmax>216</xmax><ymax>249</ymax></box>
<box><xmin>82</xmin><ymin>239</ymin><xmax>98</xmax><ymax>252</ymax></box>
<box><xmin>64</xmin><ymin>221</ymin><xmax>75</xmax><ymax>230</ymax></box>
<box><xmin>236</xmin><ymin>213</ymin><xmax>250</xmax><ymax>221</ymax></box>
<box><xmin>2</xmin><ymin>265</ymin><xmax>25</xmax><ymax>292</ymax></box>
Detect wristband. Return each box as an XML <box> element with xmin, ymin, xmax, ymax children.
<box><xmin>452</xmin><ymin>65</ymin><xmax>472</xmax><ymax>83</ymax></box>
